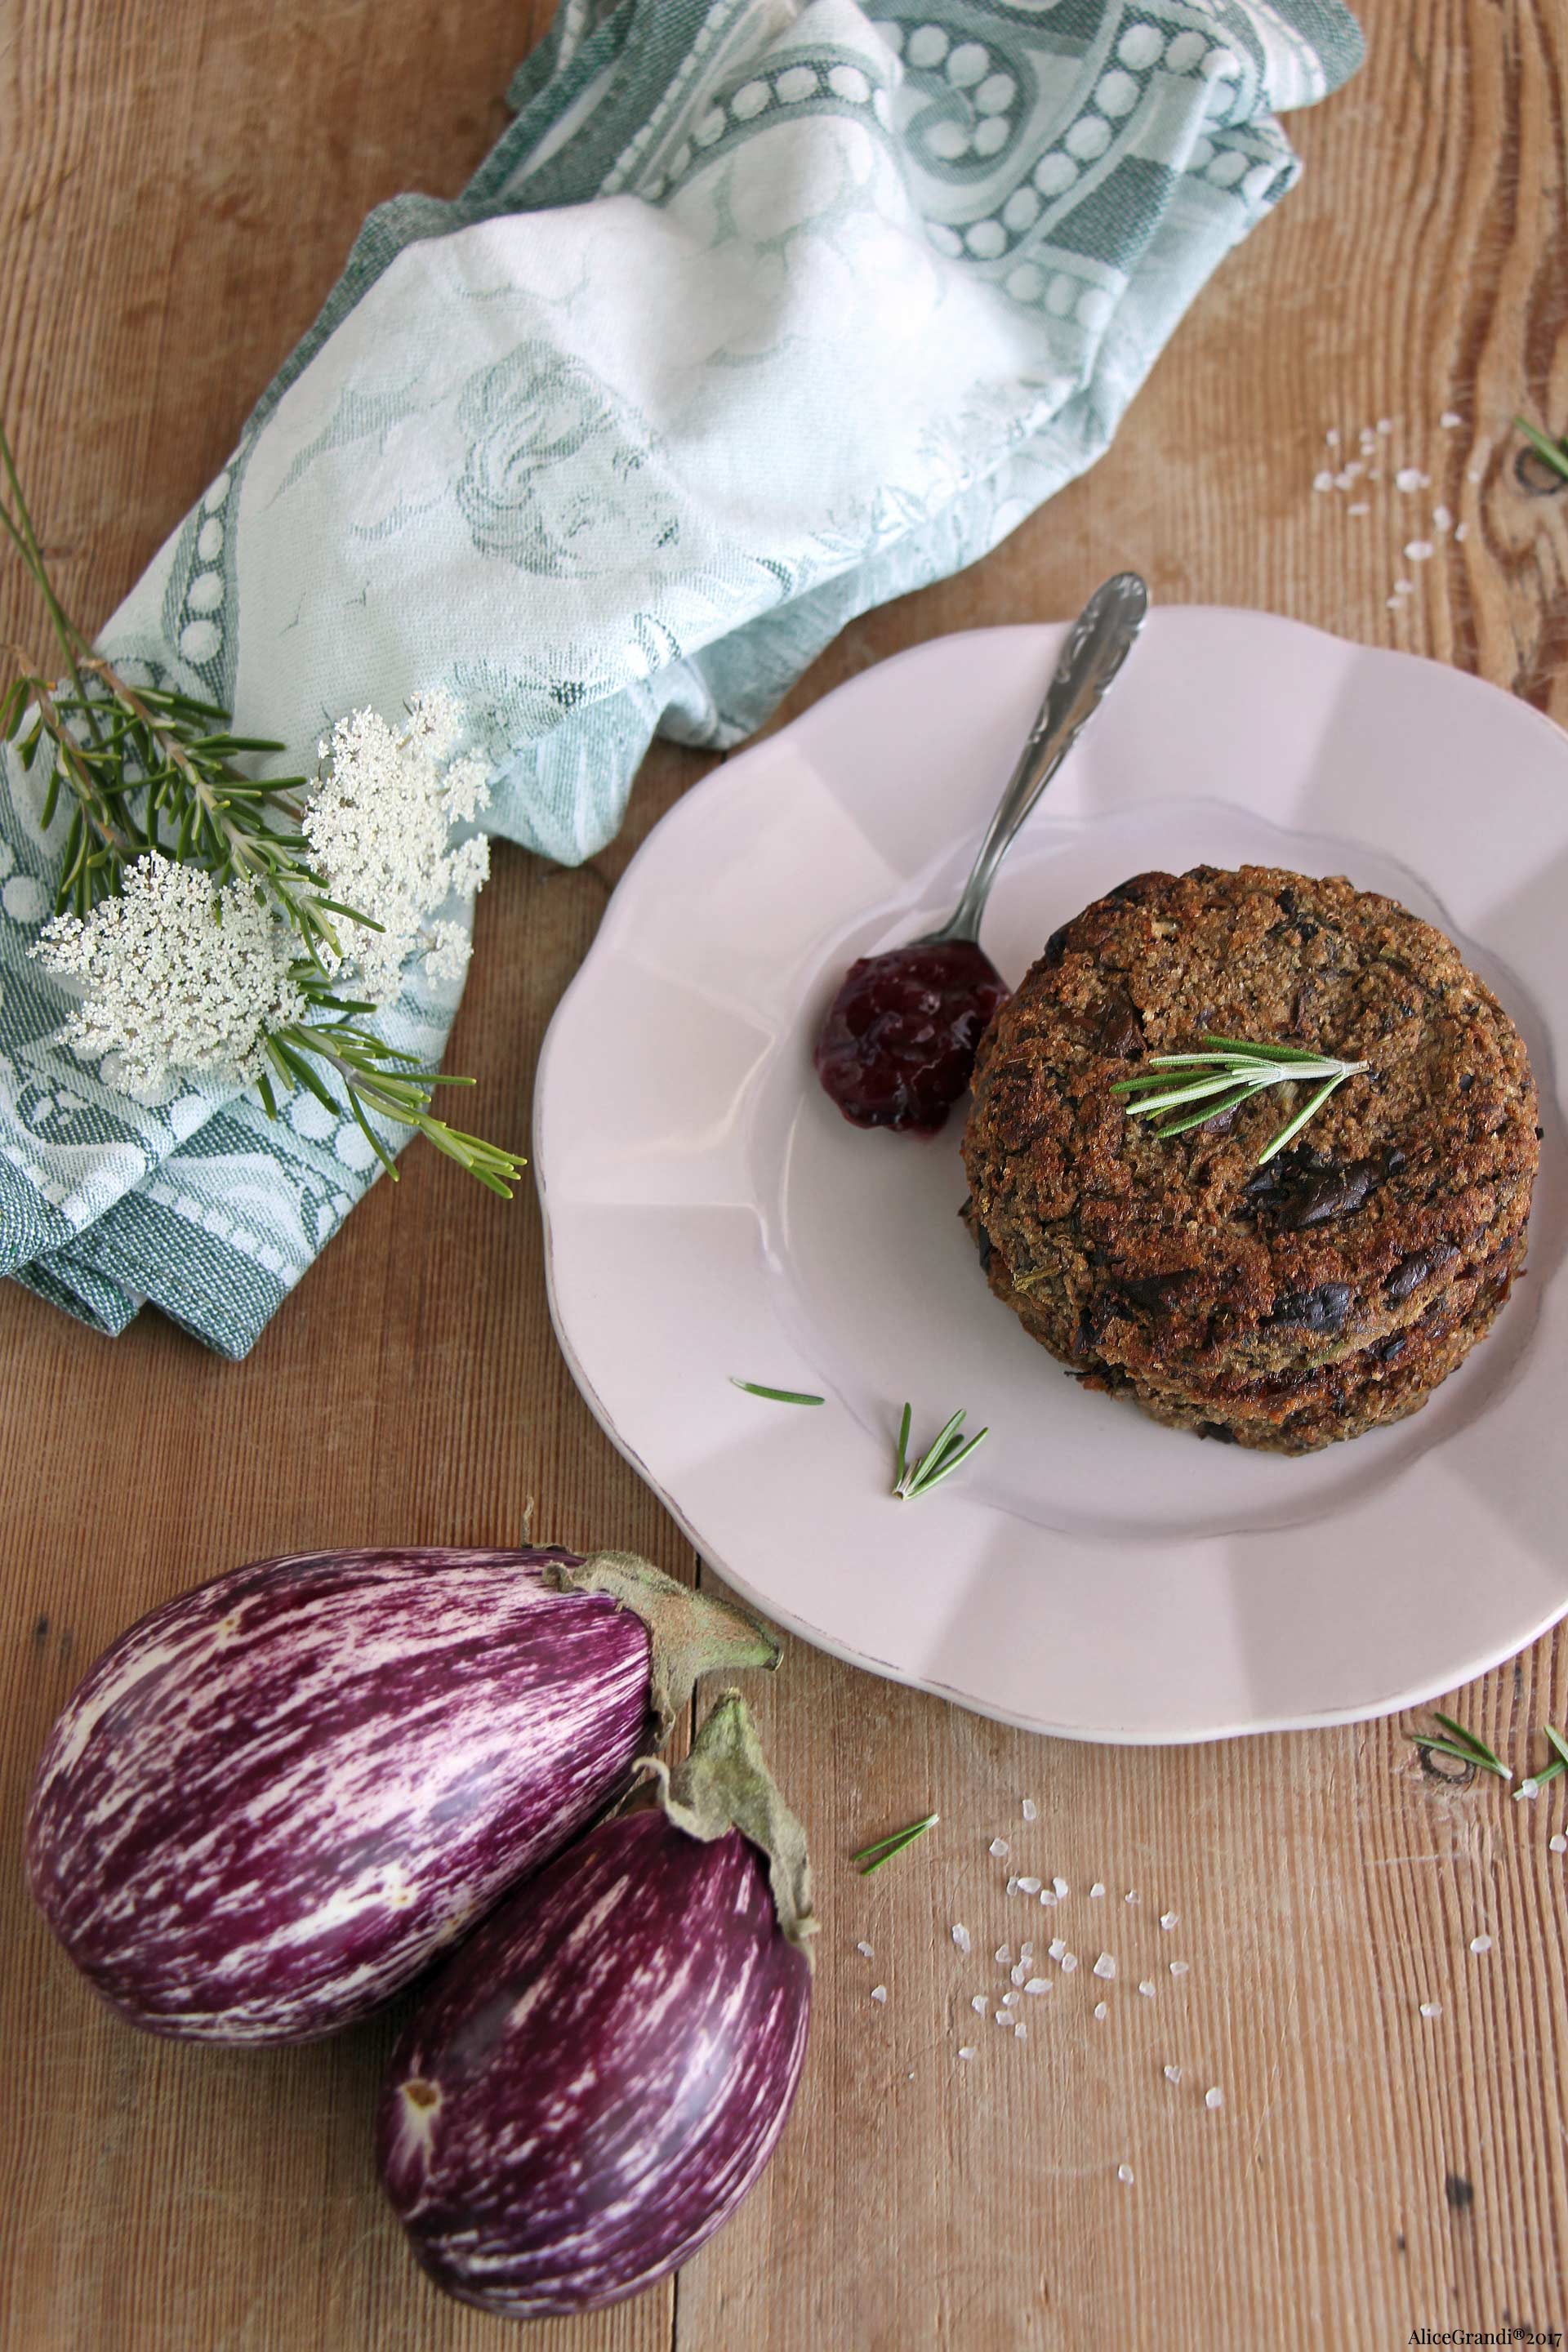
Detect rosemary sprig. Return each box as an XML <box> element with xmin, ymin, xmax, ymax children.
<box><xmin>1514</xmin><ymin>414</ymin><xmax>1568</xmax><ymax>486</ymax></box>
<box><xmin>728</xmin><ymin>1379</ymin><xmax>825</xmax><ymax>1405</ymax></box>
<box><xmin>893</xmin><ymin>1403</ymin><xmax>988</xmax><ymax>1500</ymax></box>
<box><xmin>0</xmin><ymin>421</ymin><xmax>521</xmax><ymax>1194</ymax></box>
<box><xmin>853</xmin><ymin>1811</ymin><xmax>938</xmax><ymax>1873</ymax></box>
<box><xmin>1111</xmin><ymin>1033</ymin><xmax>1370</xmax><ymax>1166</ymax></box>
<box><xmin>1412</xmin><ymin>1711</ymin><xmax>1512</xmax><ymax>1781</ymax></box>
<box><xmin>1513</xmin><ymin>1725</ymin><xmax>1568</xmax><ymax>1800</ymax></box>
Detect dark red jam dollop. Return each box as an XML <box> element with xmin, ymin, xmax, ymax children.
<box><xmin>813</xmin><ymin>940</ymin><xmax>1009</xmax><ymax>1135</ymax></box>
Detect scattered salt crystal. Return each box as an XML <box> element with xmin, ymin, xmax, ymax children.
<box><xmin>1002</xmin><ymin>1989</ymin><xmax>1020</xmax><ymax>2008</ymax></box>
<box><xmin>1094</xmin><ymin>1954</ymin><xmax>1117</xmax><ymax>1980</ymax></box>
<box><xmin>1018</xmin><ymin>1876</ymin><xmax>1042</xmax><ymax>1895</ymax></box>
<box><xmin>952</xmin><ymin>1924</ymin><xmax>972</xmax><ymax>1955</ymax></box>
<box><xmin>958</xmin><ymin>2046</ymin><xmax>975</xmax><ymax>2060</ymax></box>
<box><xmin>1454</xmin><ymin>522</ymin><xmax>1468</xmax><ymax>541</ymax></box>
<box><xmin>996</xmin><ymin>1945</ymin><xmax>1013</xmax><ymax>1966</ymax></box>
<box><xmin>1395</xmin><ymin>466</ymin><xmax>1423</xmax><ymax>492</ymax></box>
<box><xmin>1019</xmin><ymin>1942</ymin><xmax>1033</xmax><ymax>1963</ymax></box>
<box><xmin>1138</xmin><ymin>1980</ymin><xmax>1156</xmax><ymax>1998</ymax></box>
<box><xmin>1334</xmin><ymin>470</ymin><xmax>1357</xmax><ymax>490</ymax></box>
<box><xmin>990</xmin><ymin>1838</ymin><xmax>1009</xmax><ymax>1858</ymax></box>
<box><xmin>1404</xmin><ymin>541</ymin><xmax>1434</xmax><ymax>562</ymax></box>
<box><xmin>1386</xmin><ymin>597</ymin><xmax>1402</xmax><ymax>611</ymax></box>
<box><xmin>995</xmin><ymin>2008</ymin><xmax>1014</xmax><ymax>2029</ymax></box>
<box><xmin>1053</xmin><ymin>1877</ymin><xmax>1069</xmax><ymax>1900</ymax></box>
<box><xmin>1377</xmin><ymin>418</ymin><xmax>1393</xmax><ymax>434</ymax></box>
<box><xmin>1160</xmin><ymin>1912</ymin><xmax>1178</xmax><ymax>1931</ymax></box>
<box><xmin>1470</xmin><ymin>1934</ymin><xmax>1493</xmax><ymax>1955</ymax></box>
<box><xmin>1022</xmin><ymin>1797</ymin><xmax>1038</xmax><ymax>1821</ymax></box>
<box><xmin>1205</xmin><ymin>2086</ymin><xmax>1224</xmax><ymax>2110</ymax></box>
<box><xmin>1419</xmin><ymin>2002</ymin><xmax>1441</xmax><ymax>2019</ymax></box>
<box><xmin>1024</xmin><ymin>1978</ymin><xmax>1050</xmax><ymax>1996</ymax></box>
<box><xmin>1467</xmin><ymin>466</ymin><xmax>1483</xmax><ymax>483</ymax></box>
<box><xmin>856</xmin><ymin>1940</ymin><xmax>874</xmax><ymax>1958</ymax></box>
<box><xmin>1117</xmin><ymin>2163</ymin><xmax>1135</xmax><ymax>2185</ymax></box>
<box><xmin>1089</xmin><ymin>1882</ymin><xmax>1107</xmax><ymax>1900</ymax></box>
<box><xmin>1124</xmin><ymin>1891</ymin><xmax>1139</xmax><ymax>1905</ymax></box>
<box><xmin>1049</xmin><ymin>1938</ymin><xmax>1067</xmax><ymax>1962</ymax></box>
<box><xmin>1432</xmin><ymin>504</ymin><xmax>1453</xmax><ymax>532</ymax></box>
<box><xmin>1011</xmin><ymin>1962</ymin><xmax>1027</xmax><ymax>1987</ymax></box>
<box><xmin>1514</xmin><ymin>1779</ymin><xmax>1540</xmax><ymax>1802</ymax></box>
<box><xmin>1164</xmin><ymin>2065</ymin><xmax>1183</xmax><ymax>2085</ymax></box>
<box><xmin>1094</xmin><ymin>2001</ymin><xmax>1108</xmax><ymax>2021</ymax></box>
<box><xmin>1005</xmin><ymin>1876</ymin><xmax>1020</xmax><ymax>1897</ymax></box>
<box><xmin>972</xmin><ymin>1993</ymin><xmax>989</xmax><ymax>2015</ymax></box>
<box><xmin>1441</xmin><ymin>410</ymin><xmax>1463</xmax><ymax>428</ymax></box>
<box><xmin>1013</xmin><ymin>2022</ymin><xmax>1027</xmax><ymax>2041</ymax></box>
<box><xmin>1040</xmin><ymin>1888</ymin><xmax>1056</xmax><ymax>1907</ymax></box>
<box><xmin>1312</xmin><ymin>470</ymin><xmax>1334</xmax><ymax>492</ymax></box>
<box><xmin>1169</xmin><ymin>1960</ymin><xmax>1190</xmax><ymax>1978</ymax></box>
<box><xmin>1550</xmin><ymin>1834</ymin><xmax>1566</xmax><ymax>1854</ymax></box>
<box><xmin>1348</xmin><ymin>501</ymin><xmax>1370</xmax><ymax>515</ymax></box>
<box><xmin>1393</xmin><ymin>578</ymin><xmax>1414</xmax><ymax>594</ymax></box>
<box><xmin>1325</xmin><ymin>428</ymin><xmax>1341</xmax><ymax>448</ymax></box>
<box><xmin>1344</xmin><ymin>460</ymin><xmax>1365</xmax><ymax>479</ymax></box>
<box><xmin>1060</xmin><ymin>1952</ymin><xmax>1079</xmax><ymax>1974</ymax></box>
<box><xmin>871</xmin><ymin>1984</ymin><xmax>888</xmax><ymax>2004</ymax></box>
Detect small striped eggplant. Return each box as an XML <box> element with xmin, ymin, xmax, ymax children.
<box><xmin>26</xmin><ymin>1547</ymin><xmax>777</xmax><ymax>2043</ymax></box>
<box><xmin>378</xmin><ymin>1690</ymin><xmax>813</xmax><ymax>2317</ymax></box>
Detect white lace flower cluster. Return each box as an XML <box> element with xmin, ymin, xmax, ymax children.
<box><xmin>31</xmin><ymin>688</ymin><xmax>492</xmax><ymax>1104</ymax></box>
<box><xmin>34</xmin><ymin>858</ymin><xmax>307</xmax><ymax>1100</ymax></box>
<box><xmin>307</xmin><ymin>691</ymin><xmax>491</xmax><ymax>1000</ymax></box>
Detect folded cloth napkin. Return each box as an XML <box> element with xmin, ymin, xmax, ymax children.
<box><xmin>0</xmin><ymin>0</ymin><xmax>1360</xmax><ymax>1356</ymax></box>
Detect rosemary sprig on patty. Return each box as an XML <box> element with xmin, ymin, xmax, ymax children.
<box><xmin>1111</xmin><ymin>1034</ymin><xmax>1370</xmax><ymax>1165</ymax></box>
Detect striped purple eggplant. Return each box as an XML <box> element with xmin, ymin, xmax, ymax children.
<box><xmin>26</xmin><ymin>1546</ymin><xmax>777</xmax><ymax>2044</ymax></box>
<box><xmin>378</xmin><ymin>1690</ymin><xmax>813</xmax><ymax>2317</ymax></box>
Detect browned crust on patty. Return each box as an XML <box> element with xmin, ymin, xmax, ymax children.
<box><xmin>960</xmin><ymin>865</ymin><xmax>1539</xmax><ymax>1451</ymax></box>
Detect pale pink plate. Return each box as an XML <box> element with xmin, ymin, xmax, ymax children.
<box><xmin>534</xmin><ymin>613</ymin><xmax>1568</xmax><ymax>1741</ymax></box>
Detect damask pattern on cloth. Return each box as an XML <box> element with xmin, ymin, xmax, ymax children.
<box><xmin>0</xmin><ymin>0</ymin><xmax>1361</xmax><ymax>1356</ymax></box>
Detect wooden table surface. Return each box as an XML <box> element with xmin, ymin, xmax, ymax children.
<box><xmin>3</xmin><ymin>3</ymin><xmax>1566</xmax><ymax>2345</ymax></box>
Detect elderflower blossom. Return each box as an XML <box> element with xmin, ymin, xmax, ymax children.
<box><xmin>307</xmin><ymin>691</ymin><xmax>492</xmax><ymax>1001</ymax></box>
<box><xmin>32</xmin><ymin>858</ymin><xmax>305</xmax><ymax>1101</ymax></box>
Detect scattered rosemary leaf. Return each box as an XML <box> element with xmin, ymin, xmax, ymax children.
<box><xmin>728</xmin><ymin>1378</ymin><xmax>824</xmax><ymax>1406</ymax></box>
<box><xmin>1414</xmin><ymin>1711</ymin><xmax>1512</xmax><ymax>1781</ymax></box>
<box><xmin>853</xmin><ymin>1811</ymin><xmax>938</xmax><ymax>1873</ymax></box>
<box><xmin>1514</xmin><ymin>414</ymin><xmax>1568</xmax><ymax>485</ymax></box>
<box><xmin>1516</xmin><ymin>1725</ymin><xmax>1568</xmax><ymax>1798</ymax></box>
<box><xmin>893</xmin><ymin>1404</ymin><xmax>988</xmax><ymax>1500</ymax></box>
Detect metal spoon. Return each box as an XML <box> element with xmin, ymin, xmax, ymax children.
<box><xmin>813</xmin><ymin>572</ymin><xmax>1150</xmax><ymax>1134</ymax></box>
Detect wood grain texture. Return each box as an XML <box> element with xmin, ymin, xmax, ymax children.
<box><xmin>2</xmin><ymin>2</ymin><xmax>1566</xmax><ymax>2346</ymax></box>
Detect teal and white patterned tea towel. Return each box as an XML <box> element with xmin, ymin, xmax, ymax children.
<box><xmin>0</xmin><ymin>0</ymin><xmax>1361</xmax><ymax>1356</ymax></box>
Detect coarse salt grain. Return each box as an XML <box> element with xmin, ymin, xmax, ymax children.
<box><xmin>1433</xmin><ymin>504</ymin><xmax>1453</xmax><ymax>531</ymax></box>
<box><xmin>856</xmin><ymin>1941</ymin><xmax>874</xmax><ymax>1958</ymax></box>
<box><xmin>1550</xmin><ymin>1834</ymin><xmax>1567</xmax><ymax>1854</ymax></box>
<box><xmin>1006</xmin><ymin>1876</ymin><xmax>1020</xmax><ymax>1897</ymax></box>
<box><xmin>1040</xmin><ymin>1888</ymin><xmax>1056</xmax><ymax>1907</ymax></box>
<box><xmin>1014</xmin><ymin>2022</ymin><xmax>1027</xmax><ymax>2041</ymax></box>
<box><xmin>1419</xmin><ymin>2002</ymin><xmax>1441</xmax><ymax>2019</ymax></box>
<box><xmin>973</xmin><ymin>1994</ymin><xmax>989</xmax><ymax>2015</ymax></box>
<box><xmin>1118</xmin><ymin>2162</ymin><xmax>1135</xmax><ymax>2185</ymax></box>
<box><xmin>1205</xmin><ymin>2087</ymin><xmax>1223</xmax><ymax>2110</ymax></box>
<box><xmin>1455</xmin><ymin>522</ymin><xmax>1468</xmax><ymax>541</ymax></box>
<box><xmin>1325</xmin><ymin>428</ymin><xmax>1341</xmax><ymax>447</ymax></box>
<box><xmin>1160</xmin><ymin>1912</ymin><xmax>1178</xmax><ymax>1931</ymax></box>
<box><xmin>1054</xmin><ymin>1877</ymin><xmax>1069</xmax><ymax>1900</ymax></box>
<box><xmin>1012</xmin><ymin>1962</ymin><xmax>1028</xmax><ymax>1987</ymax></box>
<box><xmin>1019</xmin><ymin>1942</ymin><xmax>1033</xmax><ymax>1962</ymax></box>
<box><xmin>952</xmin><ymin>1924</ymin><xmax>972</xmax><ymax>1955</ymax></box>
<box><xmin>1515</xmin><ymin>1779</ymin><xmax>1540</xmax><ymax>1802</ymax></box>
<box><xmin>1094</xmin><ymin>1954</ymin><xmax>1117</xmax><ymax>1980</ymax></box>
<box><xmin>871</xmin><ymin>1985</ymin><xmax>888</xmax><ymax>2004</ymax></box>
<box><xmin>1334</xmin><ymin>470</ymin><xmax>1357</xmax><ymax>490</ymax></box>
<box><xmin>1395</xmin><ymin>466</ymin><xmax>1423</xmax><ymax>492</ymax></box>
<box><xmin>1025</xmin><ymin>1978</ymin><xmax>1050</xmax><ymax>1996</ymax></box>
<box><xmin>1404</xmin><ymin>541</ymin><xmax>1434</xmax><ymax>562</ymax></box>
<box><xmin>1018</xmin><ymin>1876</ymin><xmax>1042</xmax><ymax>1895</ymax></box>
<box><xmin>1138</xmin><ymin>1980</ymin><xmax>1156</xmax><ymax>1998</ymax></box>
<box><xmin>1125</xmin><ymin>1891</ymin><xmax>1139</xmax><ymax>1905</ymax></box>
<box><xmin>1470</xmin><ymin>1935</ymin><xmax>1493</xmax><ymax>1955</ymax></box>
<box><xmin>1089</xmin><ymin>1882</ymin><xmax>1106</xmax><ymax>1900</ymax></box>
<box><xmin>1312</xmin><ymin>470</ymin><xmax>1334</xmax><ymax>492</ymax></box>
<box><xmin>995</xmin><ymin>2008</ymin><xmax>1014</xmax><ymax>2029</ymax></box>
<box><xmin>1002</xmin><ymin>1990</ymin><xmax>1020</xmax><ymax>2008</ymax></box>
<box><xmin>1386</xmin><ymin>597</ymin><xmax>1402</xmax><ymax>611</ymax></box>
<box><xmin>1170</xmin><ymin>1961</ymin><xmax>1190</xmax><ymax>1978</ymax></box>
<box><xmin>1049</xmin><ymin>1938</ymin><xmax>1067</xmax><ymax>1962</ymax></box>
<box><xmin>990</xmin><ymin>1838</ymin><xmax>1009</xmax><ymax>1858</ymax></box>
<box><xmin>958</xmin><ymin>2047</ymin><xmax>975</xmax><ymax>2060</ymax></box>
<box><xmin>1467</xmin><ymin>465</ymin><xmax>1483</xmax><ymax>482</ymax></box>
<box><xmin>1378</xmin><ymin>418</ymin><xmax>1394</xmax><ymax>434</ymax></box>
<box><xmin>1094</xmin><ymin>2002</ymin><xmax>1109</xmax><ymax>2021</ymax></box>
<box><xmin>996</xmin><ymin>1945</ymin><xmax>1012</xmax><ymax>1966</ymax></box>
<box><xmin>1022</xmin><ymin>1797</ymin><xmax>1038</xmax><ymax>1821</ymax></box>
<box><xmin>1393</xmin><ymin>578</ymin><xmax>1414</xmax><ymax>595</ymax></box>
<box><xmin>1060</xmin><ymin>1953</ymin><xmax>1079</xmax><ymax>1974</ymax></box>
<box><xmin>1164</xmin><ymin>2065</ymin><xmax>1183</xmax><ymax>2085</ymax></box>
<box><xmin>1348</xmin><ymin>501</ymin><xmax>1370</xmax><ymax>515</ymax></box>
<box><xmin>1441</xmin><ymin>410</ymin><xmax>1463</xmax><ymax>428</ymax></box>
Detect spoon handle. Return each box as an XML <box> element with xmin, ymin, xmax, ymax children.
<box><xmin>933</xmin><ymin>572</ymin><xmax>1148</xmax><ymax>946</ymax></box>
